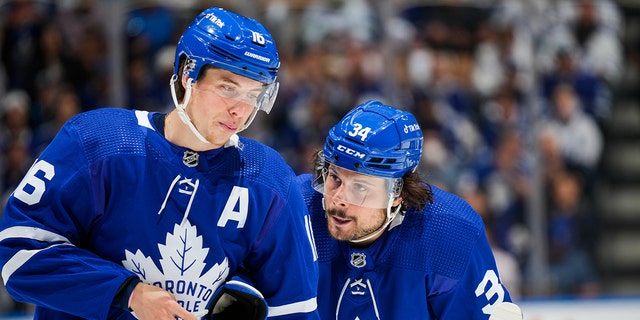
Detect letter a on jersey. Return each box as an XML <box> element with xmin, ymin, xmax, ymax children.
<box><xmin>217</xmin><ymin>186</ymin><xmax>249</xmax><ymax>228</ymax></box>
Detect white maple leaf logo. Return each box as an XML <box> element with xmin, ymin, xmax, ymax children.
<box><xmin>122</xmin><ymin>220</ymin><xmax>229</xmax><ymax>314</ymax></box>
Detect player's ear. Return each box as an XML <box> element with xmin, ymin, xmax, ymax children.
<box><xmin>181</xmin><ymin>69</ymin><xmax>191</xmax><ymax>88</ymax></box>
<box><xmin>393</xmin><ymin>196</ymin><xmax>403</xmax><ymax>207</ymax></box>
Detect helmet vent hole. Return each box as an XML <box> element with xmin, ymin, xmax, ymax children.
<box><xmin>369</xmin><ymin>157</ymin><xmax>384</xmax><ymax>164</ymax></box>
<box><xmin>368</xmin><ymin>164</ymin><xmax>391</xmax><ymax>170</ymax></box>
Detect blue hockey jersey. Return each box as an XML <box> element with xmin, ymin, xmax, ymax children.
<box><xmin>297</xmin><ymin>173</ymin><xmax>512</xmax><ymax>319</ymax></box>
<box><xmin>0</xmin><ymin>108</ymin><xmax>319</xmax><ymax>319</ymax></box>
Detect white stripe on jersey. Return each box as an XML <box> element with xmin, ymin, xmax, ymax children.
<box><xmin>0</xmin><ymin>226</ymin><xmax>72</xmax><ymax>282</ymax></box>
<box><xmin>268</xmin><ymin>297</ymin><xmax>318</xmax><ymax>317</ymax></box>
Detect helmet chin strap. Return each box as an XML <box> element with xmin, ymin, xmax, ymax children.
<box><xmin>322</xmin><ymin>196</ymin><xmax>402</xmax><ymax>245</ymax></box>
<box><xmin>170</xmin><ymin>75</ymin><xmax>212</xmax><ymax>145</ymax></box>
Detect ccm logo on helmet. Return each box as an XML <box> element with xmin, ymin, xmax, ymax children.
<box><xmin>337</xmin><ymin>145</ymin><xmax>366</xmax><ymax>159</ymax></box>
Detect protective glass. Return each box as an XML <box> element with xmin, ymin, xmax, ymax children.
<box><xmin>314</xmin><ymin>164</ymin><xmax>403</xmax><ymax>209</ymax></box>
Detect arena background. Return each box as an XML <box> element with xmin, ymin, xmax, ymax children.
<box><xmin>0</xmin><ymin>0</ymin><xmax>638</xmax><ymax>318</ymax></box>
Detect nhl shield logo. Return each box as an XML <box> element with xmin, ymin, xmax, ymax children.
<box><xmin>183</xmin><ymin>150</ymin><xmax>199</xmax><ymax>167</ymax></box>
<box><xmin>350</xmin><ymin>252</ymin><xmax>366</xmax><ymax>268</ymax></box>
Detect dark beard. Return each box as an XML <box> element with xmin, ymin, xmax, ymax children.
<box><xmin>325</xmin><ymin>207</ymin><xmax>387</xmax><ymax>243</ymax></box>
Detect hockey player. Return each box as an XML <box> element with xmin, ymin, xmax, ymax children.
<box><xmin>0</xmin><ymin>7</ymin><xmax>318</xmax><ymax>320</ymax></box>
<box><xmin>298</xmin><ymin>100</ymin><xmax>522</xmax><ymax>319</ymax></box>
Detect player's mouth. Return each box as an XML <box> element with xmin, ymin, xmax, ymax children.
<box><xmin>329</xmin><ymin>214</ymin><xmax>352</xmax><ymax>227</ymax></box>
<box><xmin>220</xmin><ymin>121</ymin><xmax>238</xmax><ymax>132</ymax></box>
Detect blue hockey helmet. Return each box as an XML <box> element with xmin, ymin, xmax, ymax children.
<box><xmin>170</xmin><ymin>6</ymin><xmax>280</xmax><ymax>138</ymax></box>
<box><xmin>323</xmin><ymin>100</ymin><xmax>423</xmax><ymax>179</ymax></box>
<box><xmin>174</xmin><ymin>7</ymin><xmax>280</xmax><ymax>85</ymax></box>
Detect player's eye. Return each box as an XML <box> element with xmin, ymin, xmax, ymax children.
<box><xmin>218</xmin><ymin>85</ymin><xmax>239</xmax><ymax>98</ymax></box>
<box><xmin>351</xmin><ymin>183</ymin><xmax>368</xmax><ymax>193</ymax></box>
<box><xmin>328</xmin><ymin>172</ymin><xmax>342</xmax><ymax>185</ymax></box>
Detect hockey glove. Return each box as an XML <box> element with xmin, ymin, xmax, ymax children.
<box><xmin>203</xmin><ymin>278</ymin><xmax>267</xmax><ymax>320</ymax></box>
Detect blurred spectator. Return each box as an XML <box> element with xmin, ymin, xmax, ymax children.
<box><xmin>537</xmin><ymin>0</ymin><xmax>623</xmax><ymax>85</ymax></box>
<box><xmin>1</xmin><ymin>138</ymin><xmax>31</xmax><ymax>206</ymax></box>
<box><xmin>424</xmin><ymin>51</ymin><xmax>483</xmax><ymax>165</ymax></box>
<box><xmin>350</xmin><ymin>42</ymin><xmax>386</xmax><ymax>101</ymax></box>
<box><xmin>470</xmin><ymin>14</ymin><xmax>537</xmax><ymax>101</ymax></box>
<box><xmin>478</xmin><ymin>86</ymin><xmax>530</xmax><ymax>149</ymax></box>
<box><xmin>56</xmin><ymin>0</ymin><xmax>110</xmax><ymax>108</ymax></box>
<box><xmin>471</xmin><ymin>21</ymin><xmax>506</xmax><ymax>99</ymax></box>
<box><xmin>73</xmin><ymin>24</ymin><xmax>110</xmax><ymax>109</ymax></box>
<box><xmin>560</xmin><ymin>0</ymin><xmax>623</xmax><ymax>84</ymax></box>
<box><xmin>405</xmin><ymin>39</ymin><xmax>435</xmax><ymax>90</ymax></box>
<box><xmin>540</xmin><ymin>46</ymin><xmax>612</xmax><ymax>127</ymax></box>
<box><xmin>125</xmin><ymin>2</ymin><xmax>177</xmax><ymax>111</ymax></box>
<box><xmin>539</xmin><ymin>82</ymin><xmax>603</xmax><ymax>262</ymax></box>
<box><xmin>55</xmin><ymin>0</ymin><xmax>104</xmax><ymax>56</ymax></box>
<box><xmin>301</xmin><ymin>0</ymin><xmax>378</xmax><ymax>46</ymax></box>
<box><xmin>32</xmin><ymin>22</ymin><xmax>84</xmax><ymax>124</ymax></box>
<box><xmin>418</xmin><ymin>126</ymin><xmax>463</xmax><ymax>192</ymax></box>
<box><xmin>0</xmin><ymin>90</ymin><xmax>33</xmax><ymax>150</ymax></box>
<box><xmin>263</xmin><ymin>0</ymin><xmax>294</xmax><ymax>46</ymax></box>
<box><xmin>126</xmin><ymin>2</ymin><xmax>176</xmax><ymax>59</ymax></box>
<box><xmin>489</xmin><ymin>0</ymin><xmax>543</xmax><ymax>93</ymax></box>
<box><xmin>31</xmin><ymin>85</ymin><xmax>81</xmax><ymax>157</ymax></box>
<box><xmin>546</xmin><ymin>170</ymin><xmax>599</xmax><ymax>297</ymax></box>
<box><xmin>475</xmin><ymin>130</ymin><xmax>532</xmax><ymax>259</ymax></box>
<box><xmin>463</xmin><ymin>186</ymin><xmax>523</xmax><ymax>301</ymax></box>
<box><xmin>539</xmin><ymin>83</ymin><xmax>603</xmax><ymax>194</ymax></box>
<box><xmin>0</xmin><ymin>0</ymin><xmax>49</xmax><ymax>97</ymax></box>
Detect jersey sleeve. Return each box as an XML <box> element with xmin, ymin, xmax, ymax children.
<box><xmin>428</xmin><ymin>230</ymin><xmax>513</xmax><ymax>319</ymax></box>
<box><xmin>0</xmin><ymin>121</ymin><xmax>137</xmax><ymax>319</ymax></box>
<box><xmin>243</xmin><ymin>173</ymin><xmax>319</xmax><ymax>319</ymax></box>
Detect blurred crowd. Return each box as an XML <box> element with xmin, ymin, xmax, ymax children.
<box><xmin>0</xmin><ymin>0</ymin><xmax>631</xmax><ymax>314</ymax></box>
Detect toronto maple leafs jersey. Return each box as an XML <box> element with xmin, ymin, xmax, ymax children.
<box><xmin>0</xmin><ymin>108</ymin><xmax>319</xmax><ymax>320</ymax></box>
<box><xmin>297</xmin><ymin>174</ymin><xmax>512</xmax><ymax>320</ymax></box>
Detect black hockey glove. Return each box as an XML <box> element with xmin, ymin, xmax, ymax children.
<box><xmin>203</xmin><ymin>278</ymin><xmax>267</xmax><ymax>320</ymax></box>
